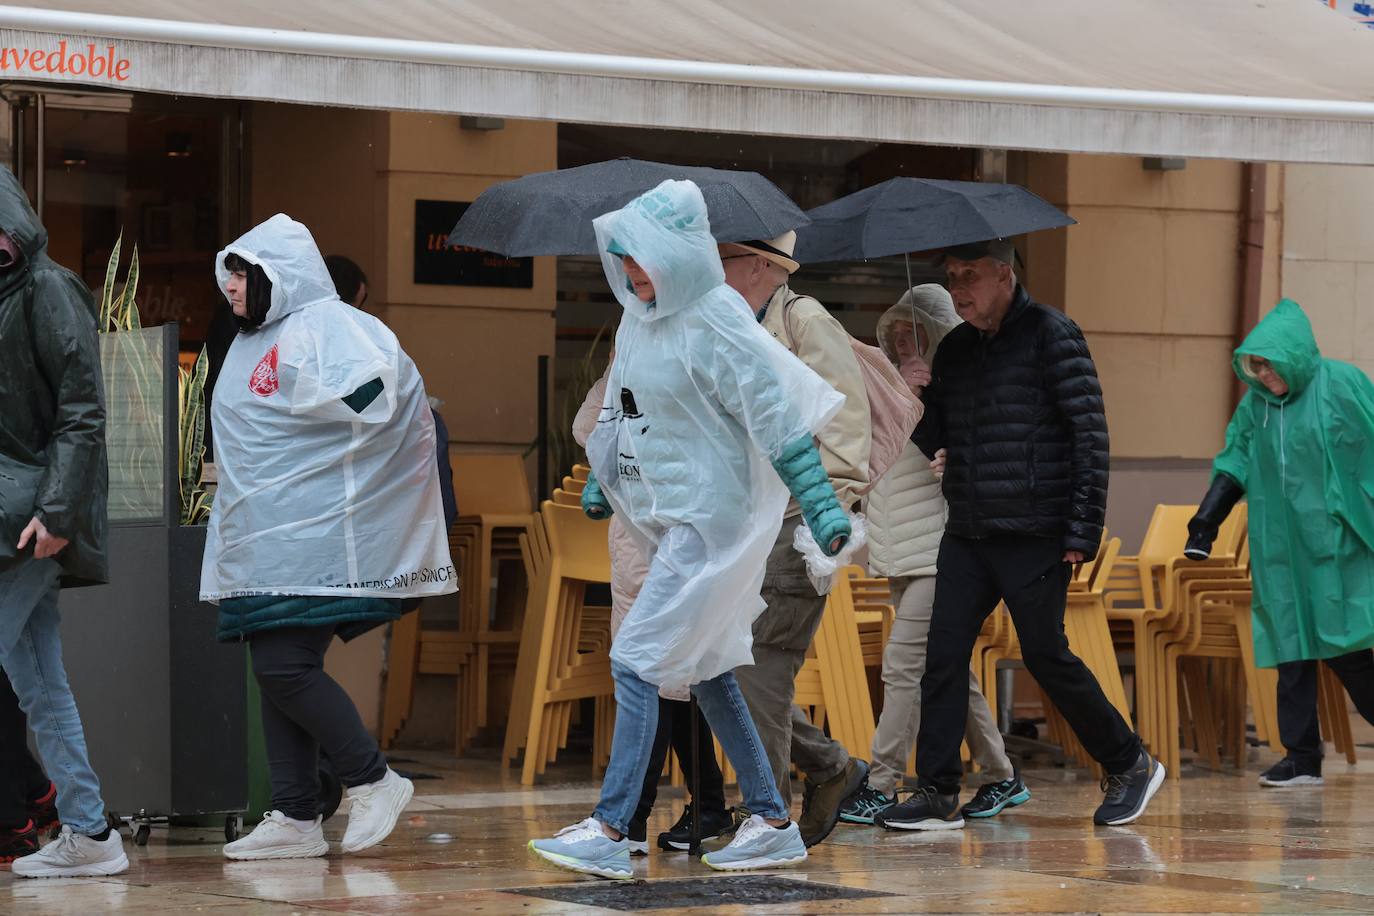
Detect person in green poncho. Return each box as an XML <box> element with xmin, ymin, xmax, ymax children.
<box><xmin>1185</xmin><ymin>298</ymin><xmax>1374</xmax><ymax>789</ymax></box>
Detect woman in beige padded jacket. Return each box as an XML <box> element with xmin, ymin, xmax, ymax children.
<box><xmin>840</xmin><ymin>285</ymin><xmax>1027</xmax><ymax>827</ymax></box>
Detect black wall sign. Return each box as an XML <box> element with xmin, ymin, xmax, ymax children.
<box><xmin>414</xmin><ymin>199</ymin><xmax>534</xmax><ymax>288</ymax></box>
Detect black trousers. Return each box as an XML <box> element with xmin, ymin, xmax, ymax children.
<box><xmin>915</xmin><ymin>534</ymin><xmax>1141</xmax><ymax>794</ymax></box>
<box><xmin>250</xmin><ymin>626</ymin><xmax>388</xmax><ymax>821</ymax></box>
<box><xmin>0</xmin><ymin>673</ymin><xmax>49</xmax><ymax>827</ymax></box>
<box><xmin>1276</xmin><ymin>649</ymin><xmax>1374</xmax><ymax>765</ymax></box>
<box><xmin>630</xmin><ymin>697</ymin><xmax>727</xmax><ymax>830</ymax></box>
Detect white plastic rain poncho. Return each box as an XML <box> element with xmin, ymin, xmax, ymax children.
<box><xmin>201</xmin><ymin>214</ymin><xmax>456</xmax><ymax>602</ymax></box>
<box><xmin>585</xmin><ymin>180</ymin><xmax>845</xmax><ymax>691</ymax></box>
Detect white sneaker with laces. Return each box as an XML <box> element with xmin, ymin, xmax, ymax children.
<box><xmin>701</xmin><ymin>814</ymin><xmax>807</xmax><ymax>871</ymax></box>
<box><xmin>223</xmin><ymin>811</ymin><xmax>329</xmax><ymax>861</ymax></box>
<box><xmin>12</xmin><ymin>825</ymin><xmax>130</xmax><ymax>878</ymax></box>
<box><xmin>342</xmin><ymin>768</ymin><xmax>414</xmax><ymax>853</ymax></box>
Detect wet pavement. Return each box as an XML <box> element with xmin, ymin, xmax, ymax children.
<box><xmin>5</xmin><ymin>731</ymin><xmax>1374</xmax><ymax>915</ymax></box>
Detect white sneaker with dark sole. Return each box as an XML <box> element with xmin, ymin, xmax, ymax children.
<box><xmin>224</xmin><ymin>812</ymin><xmax>329</xmax><ymax>861</ymax></box>
<box><xmin>342</xmin><ymin>768</ymin><xmax>415</xmax><ymax>853</ymax></box>
<box><xmin>12</xmin><ymin>826</ymin><xmax>129</xmax><ymax>878</ymax></box>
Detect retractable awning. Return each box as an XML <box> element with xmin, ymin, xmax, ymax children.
<box><xmin>3</xmin><ymin>1</ymin><xmax>1374</xmax><ymax>163</ymax></box>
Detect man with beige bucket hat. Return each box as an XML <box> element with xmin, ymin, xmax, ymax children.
<box><xmin>718</xmin><ymin>231</ymin><xmax>873</xmax><ymax>848</ymax></box>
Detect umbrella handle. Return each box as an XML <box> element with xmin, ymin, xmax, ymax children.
<box><xmin>904</xmin><ymin>252</ymin><xmax>920</xmax><ymax>350</ymax></box>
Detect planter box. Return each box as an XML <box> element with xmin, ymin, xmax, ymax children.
<box><xmin>58</xmin><ymin>510</ymin><xmax>247</xmax><ymax>820</ymax></box>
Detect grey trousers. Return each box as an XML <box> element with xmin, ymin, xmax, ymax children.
<box><xmin>867</xmin><ymin>575</ymin><xmax>1014</xmax><ymax>797</ymax></box>
<box><xmin>735</xmin><ymin>517</ymin><xmax>850</xmax><ymax>805</ymax></box>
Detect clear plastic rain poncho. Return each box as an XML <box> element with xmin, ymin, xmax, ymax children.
<box><xmin>201</xmin><ymin>214</ymin><xmax>456</xmax><ymax>602</ymax></box>
<box><xmin>585</xmin><ymin>180</ymin><xmax>844</xmax><ymax>691</ymax></box>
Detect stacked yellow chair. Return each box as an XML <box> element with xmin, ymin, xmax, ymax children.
<box><xmin>448</xmin><ymin>453</ymin><xmax>538</xmax><ymax>752</ymax></box>
<box><xmin>844</xmin><ymin>567</ymin><xmax>896</xmax><ymax>712</ymax></box>
<box><xmin>504</xmin><ymin>496</ymin><xmax>616</xmax><ymax>785</ymax></box>
<box><xmin>379</xmin><ymin>452</ymin><xmax>534</xmax><ymax>753</ymax></box>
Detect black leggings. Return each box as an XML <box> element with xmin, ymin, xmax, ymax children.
<box><xmin>250</xmin><ymin>626</ymin><xmax>387</xmax><ymax>821</ymax></box>
<box><xmin>631</xmin><ymin>697</ymin><xmax>727</xmax><ymax>830</ymax></box>
<box><xmin>0</xmin><ymin>674</ymin><xmax>49</xmax><ymax>827</ymax></box>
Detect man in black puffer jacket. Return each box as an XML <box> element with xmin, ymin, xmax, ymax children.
<box><xmin>874</xmin><ymin>239</ymin><xmax>1161</xmax><ymax>834</ymax></box>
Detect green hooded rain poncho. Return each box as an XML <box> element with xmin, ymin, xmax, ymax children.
<box><xmin>1212</xmin><ymin>298</ymin><xmax>1374</xmax><ymax>667</ymax></box>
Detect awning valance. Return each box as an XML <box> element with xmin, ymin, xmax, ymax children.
<box><xmin>3</xmin><ymin>1</ymin><xmax>1374</xmax><ymax>163</ymax></box>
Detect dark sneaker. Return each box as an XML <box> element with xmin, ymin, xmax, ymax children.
<box><xmin>0</xmin><ymin>820</ymin><xmax>40</xmax><ymax>865</ymax></box>
<box><xmin>875</xmin><ymin>785</ymin><xmax>965</xmax><ymax>831</ymax></box>
<box><xmin>626</xmin><ymin>819</ymin><xmax>649</xmax><ymax>856</ymax></box>
<box><xmin>961</xmin><ymin>775</ymin><xmax>1031</xmax><ymax>819</ymax></box>
<box><xmin>28</xmin><ymin>783</ymin><xmax>58</xmax><ymax>835</ymax></box>
<box><xmin>1093</xmin><ymin>750</ymin><xmax>1166</xmax><ymax>826</ymax></box>
<box><xmin>839</xmin><ymin>782</ymin><xmax>895</xmax><ymax>825</ymax></box>
<box><xmin>656</xmin><ymin>804</ymin><xmax>739</xmax><ymax>851</ymax></box>
<box><xmin>1259</xmin><ymin>757</ymin><xmax>1323</xmax><ymax>788</ymax></box>
<box><xmin>798</xmin><ymin>758</ymin><xmax>870</xmax><ymax>847</ymax></box>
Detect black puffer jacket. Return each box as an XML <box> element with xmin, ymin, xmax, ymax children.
<box><xmin>912</xmin><ymin>285</ymin><xmax>1108</xmax><ymax>556</ymax></box>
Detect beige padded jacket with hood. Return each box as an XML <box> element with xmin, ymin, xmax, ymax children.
<box><xmin>864</xmin><ymin>285</ymin><xmax>962</xmax><ymax>578</ymax></box>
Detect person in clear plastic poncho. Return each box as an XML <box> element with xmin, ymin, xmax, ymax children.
<box><xmin>1186</xmin><ymin>298</ymin><xmax>1374</xmax><ymax>787</ymax></box>
<box><xmin>202</xmin><ymin>214</ymin><xmax>454</xmax><ymax>862</ymax></box>
<box><xmin>528</xmin><ymin>180</ymin><xmax>851</xmax><ymax>879</ymax></box>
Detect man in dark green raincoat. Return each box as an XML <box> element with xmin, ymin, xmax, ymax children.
<box><xmin>0</xmin><ymin>165</ymin><xmax>128</xmax><ymax>876</ymax></box>
<box><xmin>1186</xmin><ymin>298</ymin><xmax>1374</xmax><ymax>789</ymax></box>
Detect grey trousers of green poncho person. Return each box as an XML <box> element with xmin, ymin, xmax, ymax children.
<box><xmin>734</xmin><ymin>516</ymin><xmax>850</xmax><ymax>805</ymax></box>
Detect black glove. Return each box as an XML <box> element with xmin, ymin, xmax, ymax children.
<box><xmin>1184</xmin><ymin>473</ymin><xmax>1244</xmax><ymax>560</ymax></box>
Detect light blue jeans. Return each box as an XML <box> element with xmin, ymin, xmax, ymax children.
<box><xmin>0</xmin><ymin>558</ymin><xmax>108</xmax><ymax>835</ymax></box>
<box><xmin>594</xmin><ymin>660</ymin><xmax>788</xmax><ymax>835</ymax></box>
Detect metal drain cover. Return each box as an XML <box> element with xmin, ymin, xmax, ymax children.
<box><xmin>510</xmin><ymin>875</ymin><xmax>893</xmax><ymax>911</ymax></box>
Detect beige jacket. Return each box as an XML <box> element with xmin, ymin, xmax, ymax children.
<box><xmin>760</xmin><ymin>284</ymin><xmax>872</xmax><ymax>516</ymax></box>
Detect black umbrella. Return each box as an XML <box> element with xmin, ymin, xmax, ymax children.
<box><xmin>448</xmin><ymin>158</ymin><xmax>808</xmax><ymax>257</ymax></box>
<box><xmin>793</xmin><ymin>178</ymin><xmax>1074</xmax><ymax>265</ymax></box>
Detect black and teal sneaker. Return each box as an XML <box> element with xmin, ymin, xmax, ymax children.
<box><xmin>838</xmin><ymin>783</ymin><xmax>895</xmax><ymax>825</ymax></box>
<box><xmin>961</xmin><ymin>775</ymin><xmax>1031</xmax><ymax>819</ymax></box>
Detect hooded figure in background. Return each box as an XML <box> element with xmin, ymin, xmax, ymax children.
<box><xmin>204</xmin><ymin>214</ymin><xmax>453</xmax><ymax>864</ymax></box>
<box><xmin>1186</xmin><ymin>298</ymin><xmax>1374</xmax><ymax>787</ymax></box>
<box><xmin>0</xmin><ymin>164</ymin><xmax>129</xmax><ymax>877</ymax></box>
<box><xmin>529</xmin><ymin>179</ymin><xmax>849</xmax><ymax>879</ymax></box>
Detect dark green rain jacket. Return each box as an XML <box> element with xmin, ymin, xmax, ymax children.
<box><xmin>1213</xmin><ymin>299</ymin><xmax>1374</xmax><ymax>667</ymax></box>
<box><xmin>0</xmin><ymin>166</ymin><xmax>108</xmax><ymax>586</ymax></box>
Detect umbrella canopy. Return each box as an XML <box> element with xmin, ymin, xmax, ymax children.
<box><xmin>793</xmin><ymin>178</ymin><xmax>1074</xmax><ymax>264</ymax></box>
<box><xmin>448</xmin><ymin>158</ymin><xmax>808</xmax><ymax>257</ymax></box>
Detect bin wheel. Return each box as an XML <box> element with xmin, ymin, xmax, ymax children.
<box><xmin>224</xmin><ymin>815</ymin><xmax>242</xmax><ymax>843</ymax></box>
<box><xmin>134</xmin><ymin>824</ymin><xmax>151</xmax><ymax>846</ymax></box>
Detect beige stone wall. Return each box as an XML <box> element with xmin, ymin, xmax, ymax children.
<box><xmin>1028</xmin><ymin>154</ymin><xmax>1282</xmax><ymax>461</ymax></box>
<box><xmin>247</xmin><ymin>105</ymin><xmax>557</xmax><ymax>737</ymax></box>
<box><xmin>1280</xmin><ymin>164</ymin><xmax>1374</xmax><ymax>381</ymax></box>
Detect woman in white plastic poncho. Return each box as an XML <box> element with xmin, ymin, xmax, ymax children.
<box><xmin>201</xmin><ymin>214</ymin><xmax>455</xmax><ymax>861</ymax></box>
<box><xmin>529</xmin><ymin>180</ymin><xmax>853</xmax><ymax>879</ymax></box>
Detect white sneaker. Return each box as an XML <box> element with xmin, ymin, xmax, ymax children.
<box><xmin>342</xmin><ymin>768</ymin><xmax>414</xmax><ymax>853</ymax></box>
<box><xmin>223</xmin><ymin>811</ymin><xmax>329</xmax><ymax>861</ymax></box>
<box><xmin>12</xmin><ymin>825</ymin><xmax>129</xmax><ymax>878</ymax></box>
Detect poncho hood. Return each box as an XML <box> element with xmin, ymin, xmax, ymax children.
<box><xmin>1233</xmin><ymin>298</ymin><xmax>1321</xmax><ymax>403</ymax></box>
<box><xmin>593</xmin><ymin>179</ymin><xmax>730</xmax><ymax>322</ymax></box>
<box><xmin>216</xmin><ymin>213</ymin><xmax>340</xmax><ymax>327</ymax></box>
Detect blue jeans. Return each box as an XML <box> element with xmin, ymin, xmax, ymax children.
<box><xmin>594</xmin><ymin>660</ymin><xmax>788</xmax><ymax>834</ymax></box>
<box><xmin>0</xmin><ymin>558</ymin><xmax>108</xmax><ymax>835</ymax></box>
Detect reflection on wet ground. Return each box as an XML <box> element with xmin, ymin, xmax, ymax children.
<box><xmin>6</xmin><ymin>736</ymin><xmax>1374</xmax><ymax>914</ymax></box>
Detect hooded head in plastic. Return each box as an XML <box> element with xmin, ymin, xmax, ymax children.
<box><xmin>596</xmin><ymin>180</ymin><xmax>727</xmax><ymax>321</ymax></box>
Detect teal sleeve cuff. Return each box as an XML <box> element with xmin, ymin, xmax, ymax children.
<box><xmin>581</xmin><ymin>471</ymin><xmax>613</xmax><ymax>520</ymax></box>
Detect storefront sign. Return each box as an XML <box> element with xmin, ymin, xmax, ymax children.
<box><xmin>414</xmin><ymin>199</ymin><xmax>532</xmax><ymax>288</ymax></box>
<box><xmin>0</xmin><ymin>41</ymin><xmax>131</xmax><ymax>81</ymax></box>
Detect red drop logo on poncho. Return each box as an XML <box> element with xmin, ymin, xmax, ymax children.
<box><xmin>249</xmin><ymin>345</ymin><xmax>279</xmax><ymax>397</ymax></box>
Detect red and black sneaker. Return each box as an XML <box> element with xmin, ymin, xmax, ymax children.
<box><xmin>28</xmin><ymin>783</ymin><xmax>59</xmax><ymax>835</ymax></box>
<box><xmin>0</xmin><ymin>820</ymin><xmax>39</xmax><ymax>865</ymax></box>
